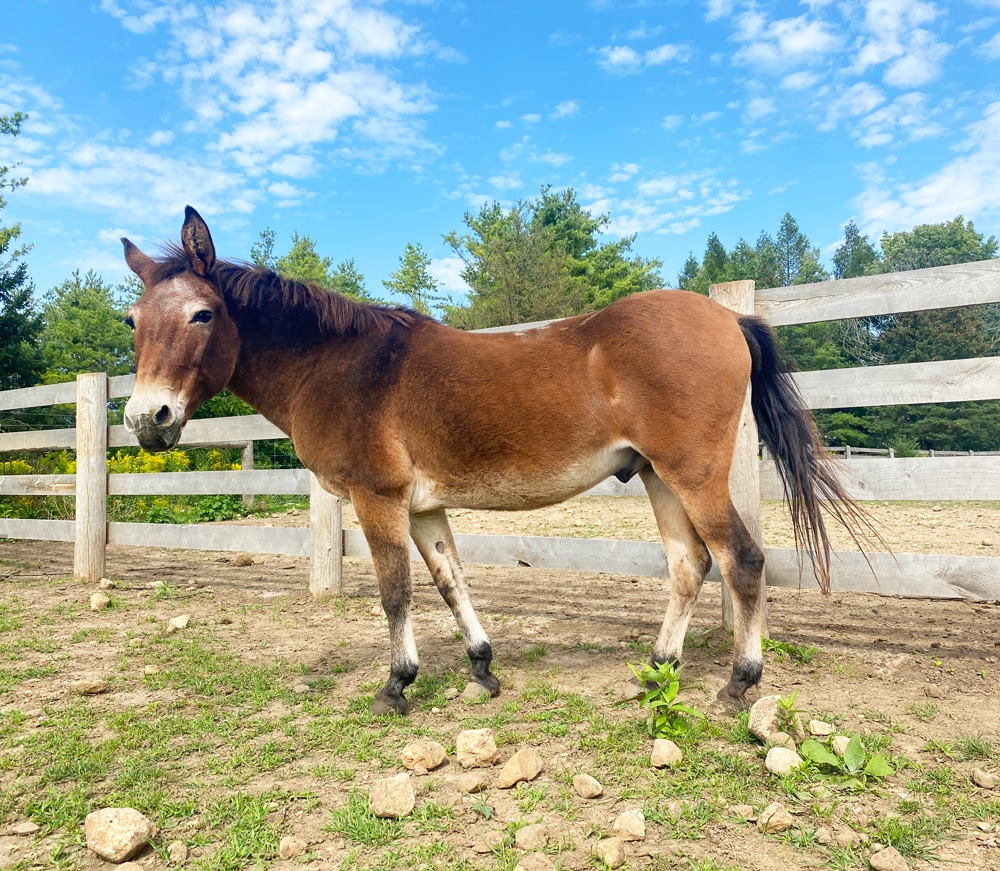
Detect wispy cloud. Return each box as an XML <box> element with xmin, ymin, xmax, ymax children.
<box><xmin>596</xmin><ymin>42</ymin><xmax>692</xmax><ymax>75</ymax></box>
<box><xmin>550</xmin><ymin>100</ymin><xmax>580</xmax><ymax>119</ymax></box>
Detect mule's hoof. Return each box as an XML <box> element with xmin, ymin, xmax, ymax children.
<box><xmin>371</xmin><ymin>688</ymin><xmax>407</xmax><ymax>716</ymax></box>
<box><xmin>474</xmin><ymin>673</ymin><xmax>501</xmax><ymax>698</ymax></box>
<box><xmin>715</xmin><ymin>685</ymin><xmax>749</xmax><ymax>713</ymax></box>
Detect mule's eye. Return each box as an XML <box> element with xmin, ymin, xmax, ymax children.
<box><xmin>191</xmin><ymin>310</ymin><xmax>213</xmax><ymax>324</ymax></box>
<box><xmin>124</xmin><ymin>315</ymin><xmax>135</xmax><ymax>330</ymax></box>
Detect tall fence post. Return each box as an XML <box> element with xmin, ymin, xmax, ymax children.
<box><xmin>74</xmin><ymin>372</ymin><xmax>108</xmax><ymax>583</ymax></box>
<box><xmin>708</xmin><ymin>281</ymin><xmax>767</xmax><ymax>635</ymax></box>
<box><xmin>241</xmin><ymin>440</ymin><xmax>255</xmax><ymax>508</ymax></box>
<box><xmin>309</xmin><ymin>473</ymin><xmax>343</xmax><ymax>598</ymax></box>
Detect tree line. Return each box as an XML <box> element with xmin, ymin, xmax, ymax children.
<box><xmin>2</xmin><ymin>114</ymin><xmax>998</xmax><ymax>451</ymax></box>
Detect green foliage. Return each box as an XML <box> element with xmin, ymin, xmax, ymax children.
<box><xmin>251</xmin><ymin>230</ymin><xmax>376</xmax><ymax>303</ymax></box>
<box><xmin>775</xmin><ymin>692</ymin><xmax>803</xmax><ymax>734</ymax></box>
<box><xmin>799</xmin><ymin>734</ymin><xmax>894</xmax><ymax>788</ymax></box>
<box><xmin>0</xmin><ymin>112</ymin><xmax>44</xmax><ymax>391</ymax></box>
<box><xmin>382</xmin><ymin>242</ymin><xmax>444</xmax><ymax>316</ymax></box>
<box><xmin>628</xmin><ymin>660</ymin><xmax>704</xmax><ymax>739</ymax></box>
<box><xmin>444</xmin><ymin>186</ymin><xmax>661</xmax><ymax>328</ymax></box>
<box><xmin>39</xmin><ymin>270</ymin><xmax>134</xmax><ymax>381</ymax></box>
<box><xmin>762</xmin><ymin>637</ymin><xmax>817</xmax><ymax>664</ymax></box>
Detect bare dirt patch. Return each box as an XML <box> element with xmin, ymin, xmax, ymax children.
<box><xmin>1</xmin><ymin>499</ymin><xmax>998</xmax><ymax>870</ymax></box>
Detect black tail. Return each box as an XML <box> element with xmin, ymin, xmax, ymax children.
<box><xmin>739</xmin><ymin>316</ymin><xmax>878</xmax><ymax>593</ymax></box>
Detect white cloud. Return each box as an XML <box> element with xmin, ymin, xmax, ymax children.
<box><xmin>978</xmin><ymin>31</ymin><xmax>1000</xmax><ymax>59</ymax></box>
<box><xmin>733</xmin><ymin>13</ymin><xmax>841</xmax><ymax>67</ymax></box>
<box><xmin>495</xmin><ymin>120</ymin><xmax>513</xmax><ymax>129</ymax></box>
<box><xmin>705</xmin><ymin>0</ymin><xmax>735</xmax><ymax>22</ymax></box>
<box><xmin>781</xmin><ymin>71</ymin><xmax>820</xmax><ymax>90</ymax></box>
<box><xmin>745</xmin><ymin>97</ymin><xmax>775</xmax><ymax>120</ymax></box>
<box><xmin>428</xmin><ymin>256</ymin><xmax>469</xmax><ymax>293</ymax></box>
<box><xmin>596</xmin><ymin>42</ymin><xmax>692</xmax><ymax>75</ymax></box>
<box><xmin>147</xmin><ymin>130</ymin><xmax>175</xmax><ymax>146</ymax></box>
<box><xmin>608</xmin><ymin>162</ymin><xmax>640</xmax><ymax>182</ymax></box>
<box><xmin>852</xmin><ymin>0</ymin><xmax>950</xmax><ymax>86</ymax></box>
<box><xmin>521</xmin><ymin>113</ymin><xmax>542</xmax><ymax>123</ymax></box>
<box><xmin>534</xmin><ymin>150</ymin><xmax>572</xmax><ymax>166</ymax></box>
<box><xmin>551</xmin><ymin>100</ymin><xmax>580</xmax><ymax>119</ymax></box>
<box><xmin>489</xmin><ymin>171</ymin><xmax>522</xmax><ymax>190</ymax></box>
<box><xmin>854</xmin><ymin>101</ymin><xmax>1000</xmax><ymax>232</ymax></box>
<box><xmin>661</xmin><ymin>114</ymin><xmax>684</xmax><ymax>130</ymax></box>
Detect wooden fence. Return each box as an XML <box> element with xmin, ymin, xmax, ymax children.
<box><xmin>1</xmin><ymin>258</ymin><xmax>999</xmax><ymax>605</ymax></box>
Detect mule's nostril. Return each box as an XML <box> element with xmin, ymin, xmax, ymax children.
<box><xmin>154</xmin><ymin>405</ymin><xmax>173</xmax><ymax>426</ymax></box>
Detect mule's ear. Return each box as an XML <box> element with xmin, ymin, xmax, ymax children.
<box><xmin>181</xmin><ymin>206</ymin><xmax>216</xmax><ymax>277</ymax></box>
<box><xmin>122</xmin><ymin>238</ymin><xmax>154</xmax><ymax>282</ymax></box>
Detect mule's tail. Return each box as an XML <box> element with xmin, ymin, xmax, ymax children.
<box><xmin>738</xmin><ymin>316</ymin><xmax>878</xmax><ymax>593</ymax></box>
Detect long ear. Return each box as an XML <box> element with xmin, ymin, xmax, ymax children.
<box><xmin>122</xmin><ymin>238</ymin><xmax>155</xmax><ymax>282</ymax></box>
<box><xmin>181</xmin><ymin>205</ymin><xmax>216</xmax><ymax>277</ymax></box>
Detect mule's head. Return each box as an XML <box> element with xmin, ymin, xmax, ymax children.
<box><xmin>122</xmin><ymin>207</ymin><xmax>240</xmax><ymax>451</ymax></box>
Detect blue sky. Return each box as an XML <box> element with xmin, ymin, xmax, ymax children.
<box><xmin>4</xmin><ymin>0</ymin><xmax>1000</xmax><ymax>304</ymax></box>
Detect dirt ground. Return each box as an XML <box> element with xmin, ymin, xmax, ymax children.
<box><xmin>1</xmin><ymin>498</ymin><xmax>998</xmax><ymax>870</ymax></box>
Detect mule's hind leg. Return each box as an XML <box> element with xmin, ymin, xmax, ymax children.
<box><xmin>351</xmin><ymin>489</ymin><xmax>419</xmax><ymax>716</ymax></box>
<box><xmin>639</xmin><ymin>467</ymin><xmax>712</xmax><ymax>669</ymax></box>
<box><xmin>410</xmin><ymin>509</ymin><xmax>500</xmax><ymax>696</ymax></box>
<box><xmin>652</xmin><ymin>466</ymin><xmax>765</xmax><ymax>708</ymax></box>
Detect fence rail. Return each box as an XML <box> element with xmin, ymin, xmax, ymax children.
<box><xmin>2</xmin><ymin>259</ymin><xmax>999</xmax><ymax>602</ymax></box>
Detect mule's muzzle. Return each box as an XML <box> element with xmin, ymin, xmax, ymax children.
<box><xmin>124</xmin><ymin>404</ymin><xmax>183</xmax><ymax>452</ymax></box>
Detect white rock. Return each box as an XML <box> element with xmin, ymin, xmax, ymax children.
<box><xmin>460</xmin><ymin>682</ymin><xmax>490</xmax><ymax>702</ymax></box>
<box><xmin>401</xmin><ymin>739</ymin><xmax>447</xmax><ymax>772</ymax></box>
<box><xmin>443</xmin><ymin>687</ymin><xmax>460</xmax><ymax>700</ymax></box>
<box><xmin>613</xmin><ymin>809</ymin><xmax>645</xmax><ymax>842</ymax></box>
<box><xmin>765</xmin><ymin>746</ymin><xmax>804</xmax><ymax>776</ymax></box>
<box><xmin>233</xmin><ymin>553</ymin><xmax>254</xmax><ymax>567</ymax></box>
<box><xmin>809</xmin><ymin>719</ymin><xmax>834</xmax><ymax>736</ymax></box>
<box><xmin>456</xmin><ymin>772</ymin><xmax>487</xmax><ymax>794</ymax></box>
<box><xmin>748</xmin><ymin>695</ymin><xmax>780</xmax><ymax>741</ymax></box>
<box><xmin>496</xmin><ymin>747</ymin><xmax>543</xmax><ymax>789</ymax></box>
<box><xmin>767</xmin><ymin>731</ymin><xmax>797</xmax><ymax>754</ymax></box>
<box><xmin>143</xmin><ymin>665</ymin><xmax>160</xmax><ymax>676</ymax></box>
<box><xmin>455</xmin><ymin>729</ymin><xmax>499</xmax><ymax>769</ymax></box>
<box><xmin>167</xmin><ymin>614</ymin><xmax>190</xmax><ymax>632</ymax></box>
<box><xmin>98</xmin><ymin>578</ymin><xmax>116</xmax><ymax>590</ymax></box>
<box><xmin>514</xmin><ymin>854</ymin><xmax>555</xmax><ymax>871</ymax></box>
<box><xmin>279</xmin><ymin>835</ymin><xmax>308</xmax><ymax>860</ymax></box>
<box><xmin>572</xmin><ymin>773</ymin><xmax>603</xmax><ymax>798</ymax></box>
<box><xmin>650</xmin><ymin>738</ymin><xmax>683</xmax><ymax>768</ymax></box>
<box><xmin>368</xmin><ymin>772</ymin><xmax>415</xmax><ymax>819</ymax></box>
<box><xmin>514</xmin><ymin>823</ymin><xmax>549</xmax><ymax>851</ymax></box>
<box><xmin>594</xmin><ymin>837</ymin><xmax>627</xmax><ymax>868</ymax></box>
<box><xmin>757</xmin><ymin>802</ymin><xmax>795</xmax><ymax>834</ymax></box>
<box><xmin>12</xmin><ymin>821</ymin><xmax>40</xmax><ymax>835</ymax></box>
<box><xmin>89</xmin><ymin>593</ymin><xmax>110</xmax><ymax>611</ymax></box>
<box><xmin>167</xmin><ymin>839</ymin><xmax>187</xmax><ymax>863</ymax></box>
<box><xmin>292</xmin><ymin>682</ymin><xmax>310</xmax><ymax>695</ymax></box>
<box><xmin>972</xmin><ymin>768</ymin><xmax>997</xmax><ymax>789</ymax></box>
<box><xmin>85</xmin><ymin>808</ymin><xmax>157</xmax><ymax>863</ymax></box>
<box><xmin>870</xmin><ymin>845</ymin><xmax>910</xmax><ymax>871</ymax></box>
<box><xmin>832</xmin><ymin>735</ymin><xmax>852</xmax><ymax>757</ymax></box>
<box><xmin>71</xmin><ymin>679</ymin><xmax>109</xmax><ymax>695</ymax></box>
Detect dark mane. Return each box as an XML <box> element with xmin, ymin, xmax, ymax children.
<box><xmin>151</xmin><ymin>243</ymin><xmax>426</xmax><ymax>336</ymax></box>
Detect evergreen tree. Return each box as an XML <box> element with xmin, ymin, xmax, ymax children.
<box><xmin>382</xmin><ymin>243</ymin><xmax>444</xmax><ymax>316</ymax></box>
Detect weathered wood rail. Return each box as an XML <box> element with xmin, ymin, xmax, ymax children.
<box><xmin>2</xmin><ymin>258</ymin><xmax>999</xmax><ymax>602</ymax></box>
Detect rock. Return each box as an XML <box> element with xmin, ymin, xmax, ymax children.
<box><xmin>455</xmin><ymin>729</ymin><xmax>499</xmax><ymax>769</ymax></box>
<box><xmin>84</xmin><ymin>808</ymin><xmax>157</xmax><ymax>863</ymax></box>
<box><xmin>167</xmin><ymin>839</ymin><xmax>187</xmax><ymax>863</ymax></box>
<box><xmin>832</xmin><ymin>735</ymin><xmax>851</xmax><ymax>757</ymax></box>
<box><xmin>72</xmin><ymin>679</ymin><xmax>109</xmax><ymax>695</ymax></box>
<box><xmin>594</xmin><ymin>837</ymin><xmax>627</xmax><ymax>868</ymax></box>
<box><xmin>514</xmin><ymin>854</ymin><xmax>555</xmax><ymax>871</ymax></box>
<box><xmin>983</xmin><ymin>539</ymin><xmax>995</xmax><ymax>547</ymax></box>
<box><xmin>972</xmin><ymin>768</ymin><xmax>997</xmax><ymax>789</ymax></box>
<box><xmin>765</xmin><ymin>746</ymin><xmax>804</xmax><ymax>776</ymax></box>
<box><xmin>870</xmin><ymin>845</ymin><xmax>909</xmax><ymax>871</ymax></box>
<box><xmin>757</xmin><ymin>802</ymin><xmax>795</xmax><ymax>834</ymax></box>
<box><xmin>368</xmin><ymin>773</ymin><xmax>415</xmax><ymax>819</ymax></box>
<box><xmin>572</xmin><ymin>773</ymin><xmax>603</xmax><ymax>798</ymax></box>
<box><xmin>767</xmin><ymin>731</ymin><xmax>796</xmax><ymax>753</ymax></box>
<box><xmin>370</xmin><ymin>604</ymin><xmax>384</xmax><ymax>617</ymax></box>
<box><xmin>496</xmin><ymin>747</ymin><xmax>543</xmax><ymax>788</ymax></box>
<box><xmin>90</xmin><ymin>592</ymin><xmax>111</xmax><ymax>611</ymax></box>
<box><xmin>401</xmin><ymin>739</ymin><xmax>447</xmax><ymax>772</ymax></box>
<box><xmin>99</xmin><ymin>577</ymin><xmax>116</xmax><ymax>590</ymax></box>
<box><xmin>118</xmin><ymin>865</ymin><xmax>144</xmax><ymax>871</ymax></box>
<box><xmin>650</xmin><ymin>738</ymin><xmax>683</xmax><ymax>768</ymax></box>
<box><xmin>167</xmin><ymin>614</ymin><xmax>190</xmax><ymax>632</ymax></box>
<box><xmin>613</xmin><ymin>809</ymin><xmax>645</xmax><ymax>842</ymax></box>
<box><xmin>233</xmin><ymin>553</ymin><xmax>254</xmax><ymax>567</ymax></box>
<box><xmin>834</xmin><ymin>828</ymin><xmax>861</xmax><ymax>848</ymax></box>
<box><xmin>816</xmin><ymin>826</ymin><xmax>833</xmax><ymax>845</ymax></box>
<box><xmin>456</xmin><ymin>772</ymin><xmax>487</xmax><ymax>793</ymax></box>
<box><xmin>748</xmin><ymin>695</ymin><xmax>780</xmax><ymax>741</ymax></box>
<box><xmin>12</xmin><ymin>821</ymin><xmax>40</xmax><ymax>835</ymax></box>
<box><xmin>292</xmin><ymin>682</ymin><xmax>310</xmax><ymax>695</ymax></box>
<box><xmin>809</xmin><ymin>719</ymin><xmax>834</xmax><ymax>736</ymax></box>
<box><xmin>143</xmin><ymin>665</ymin><xmax>160</xmax><ymax>675</ymax></box>
<box><xmin>514</xmin><ymin>823</ymin><xmax>549</xmax><ymax>851</ymax></box>
<box><xmin>279</xmin><ymin>835</ymin><xmax>308</xmax><ymax>860</ymax></box>
<box><xmin>460</xmin><ymin>682</ymin><xmax>490</xmax><ymax>702</ymax></box>
<box><xmin>730</xmin><ymin>804</ymin><xmax>755</xmax><ymax>821</ymax></box>
<box><xmin>443</xmin><ymin>687</ymin><xmax>460</xmax><ymax>700</ymax></box>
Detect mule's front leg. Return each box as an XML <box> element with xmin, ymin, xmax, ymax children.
<box><xmin>410</xmin><ymin>510</ymin><xmax>499</xmax><ymax>697</ymax></box>
<box><xmin>352</xmin><ymin>490</ymin><xmax>418</xmax><ymax>716</ymax></box>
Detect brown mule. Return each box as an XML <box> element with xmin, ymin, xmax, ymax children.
<box><xmin>122</xmin><ymin>207</ymin><xmax>870</xmax><ymax>715</ymax></box>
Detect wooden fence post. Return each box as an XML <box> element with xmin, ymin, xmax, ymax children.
<box><xmin>708</xmin><ymin>281</ymin><xmax>767</xmax><ymax>635</ymax></box>
<box><xmin>241</xmin><ymin>441</ymin><xmax>255</xmax><ymax>508</ymax></box>
<box><xmin>74</xmin><ymin>372</ymin><xmax>108</xmax><ymax>583</ymax></box>
<box><xmin>309</xmin><ymin>473</ymin><xmax>343</xmax><ymax>597</ymax></box>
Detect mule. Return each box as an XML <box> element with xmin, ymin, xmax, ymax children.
<box><xmin>122</xmin><ymin>207</ymin><xmax>870</xmax><ymax>715</ymax></box>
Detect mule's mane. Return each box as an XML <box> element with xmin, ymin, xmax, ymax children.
<box><xmin>151</xmin><ymin>244</ymin><xmax>425</xmax><ymax>336</ymax></box>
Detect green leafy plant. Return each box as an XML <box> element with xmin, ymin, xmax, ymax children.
<box><xmin>800</xmin><ymin>734</ymin><xmax>894</xmax><ymax>789</ymax></box>
<box><xmin>628</xmin><ymin>660</ymin><xmax>704</xmax><ymax>738</ymax></box>
<box><xmin>762</xmin><ymin>636</ymin><xmax>817</xmax><ymax>664</ymax></box>
<box><xmin>776</xmin><ymin>692</ymin><xmax>803</xmax><ymax>735</ymax></box>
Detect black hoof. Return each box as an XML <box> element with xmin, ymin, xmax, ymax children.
<box><xmin>716</xmin><ymin>685</ymin><xmax>750</xmax><ymax>713</ymax></box>
<box><xmin>473</xmin><ymin>672</ymin><xmax>501</xmax><ymax>698</ymax></box>
<box><xmin>371</xmin><ymin>686</ymin><xmax>407</xmax><ymax>716</ymax></box>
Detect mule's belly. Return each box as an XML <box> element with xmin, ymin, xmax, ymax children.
<box><xmin>409</xmin><ymin>444</ymin><xmax>639</xmax><ymax>513</ymax></box>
